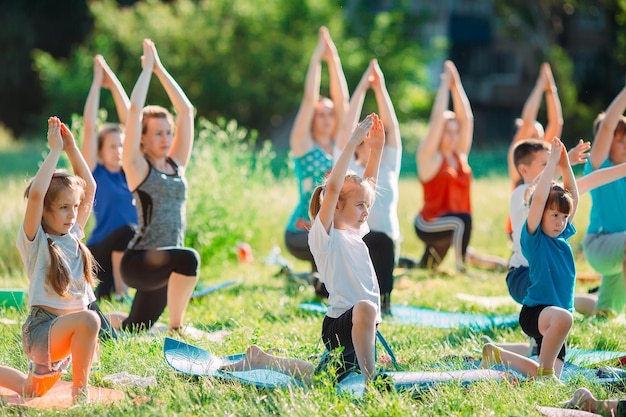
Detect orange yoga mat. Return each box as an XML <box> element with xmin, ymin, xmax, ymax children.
<box><xmin>0</xmin><ymin>380</ymin><xmax>125</xmax><ymax>409</ymax></box>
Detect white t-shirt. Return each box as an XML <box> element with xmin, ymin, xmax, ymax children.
<box><xmin>17</xmin><ymin>223</ymin><xmax>96</xmax><ymax>309</ymax></box>
<box><xmin>308</xmin><ymin>216</ymin><xmax>381</xmax><ymax>323</ymax></box>
<box><xmin>509</xmin><ymin>183</ymin><xmax>531</xmax><ymax>268</ymax></box>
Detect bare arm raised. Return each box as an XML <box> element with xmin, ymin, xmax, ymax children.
<box><xmin>371</xmin><ymin>60</ymin><xmax>401</xmax><ymax>150</ymax></box>
<box><xmin>448</xmin><ymin>61</ymin><xmax>473</xmax><ymax>156</ymax></box>
<box><xmin>290</xmin><ymin>28</ymin><xmax>327</xmax><ymax>157</ymax></box>
<box><xmin>317</xmin><ymin>115</ymin><xmax>374</xmax><ymax>233</ymax></box>
<box><xmin>62</xmin><ymin>123</ymin><xmax>96</xmax><ymax>231</ymax></box>
<box><xmin>23</xmin><ymin>118</ymin><xmax>64</xmax><ymax>240</ymax></box>
<box><xmin>123</xmin><ymin>39</ymin><xmax>155</xmax><ymax>191</ymax></box>
<box><xmin>336</xmin><ymin>61</ymin><xmax>374</xmax><ymax>152</ymax></box>
<box><xmin>151</xmin><ymin>42</ymin><xmax>195</xmax><ymax>170</ymax></box>
<box><xmin>526</xmin><ymin>138</ymin><xmax>563</xmax><ymax>235</ymax></box>
<box><xmin>542</xmin><ymin>63</ymin><xmax>564</xmax><ymax>144</ymax></box>
<box><xmin>417</xmin><ymin>64</ymin><xmax>451</xmax><ymax>183</ymax></box>
<box><xmin>590</xmin><ymin>84</ymin><xmax>626</xmax><ymax>169</ymax></box>
<box><xmin>81</xmin><ymin>55</ymin><xmax>129</xmax><ymax>171</ymax></box>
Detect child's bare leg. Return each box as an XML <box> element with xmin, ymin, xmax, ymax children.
<box><xmin>479</xmin><ymin>343</ymin><xmax>539</xmax><ymax>376</ymax></box>
<box><xmin>0</xmin><ymin>366</ymin><xmax>28</xmax><ymax>394</ymax></box>
<box><xmin>574</xmin><ymin>294</ymin><xmax>597</xmax><ymax>316</ymax></box>
<box><xmin>220</xmin><ymin>345</ymin><xmax>315</xmax><ymax>385</ymax></box>
<box><xmin>49</xmin><ymin>310</ymin><xmax>100</xmax><ymax>394</ymax></box>
<box><xmin>481</xmin><ymin>335</ymin><xmax>533</xmax><ymax>357</ymax></box>
<box><xmin>537</xmin><ymin>307</ymin><xmax>572</xmax><ymax>378</ymax></box>
<box><xmin>351</xmin><ymin>300</ymin><xmax>377</xmax><ymax>381</ymax></box>
<box><xmin>167</xmin><ymin>272</ymin><xmax>199</xmax><ymax>329</ymax></box>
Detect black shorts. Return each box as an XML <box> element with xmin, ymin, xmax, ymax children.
<box><xmin>519</xmin><ymin>304</ymin><xmax>566</xmax><ymax>361</ymax></box>
<box><xmin>316</xmin><ymin>308</ymin><xmax>357</xmax><ymax>382</ymax></box>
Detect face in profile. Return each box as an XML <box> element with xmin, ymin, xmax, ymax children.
<box><xmin>335</xmin><ymin>181</ymin><xmax>373</xmax><ymax>230</ymax></box>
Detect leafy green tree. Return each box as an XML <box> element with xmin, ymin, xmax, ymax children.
<box><xmin>33</xmin><ymin>0</ymin><xmax>433</xmax><ymax>144</ymax></box>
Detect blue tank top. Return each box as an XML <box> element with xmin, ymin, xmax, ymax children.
<box><xmin>88</xmin><ymin>164</ymin><xmax>138</xmax><ymax>246</ymax></box>
<box><xmin>286</xmin><ymin>146</ymin><xmax>332</xmax><ymax>232</ymax></box>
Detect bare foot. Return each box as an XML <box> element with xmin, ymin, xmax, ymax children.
<box><xmin>562</xmin><ymin>388</ymin><xmax>596</xmax><ymax>411</ymax></box>
<box><xmin>220</xmin><ymin>345</ymin><xmax>267</xmax><ymax>372</ymax></box>
<box><xmin>479</xmin><ymin>343</ymin><xmax>502</xmax><ymax>369</ymax></box>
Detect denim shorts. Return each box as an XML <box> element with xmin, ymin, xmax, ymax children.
<box><xmin>22</xmin><ymin>306</ymin><xmax>71</xmax><ymax>376</ymax></box>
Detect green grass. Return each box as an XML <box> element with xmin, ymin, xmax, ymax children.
<box><xmin>0</xmin><ymin>121</ymin><xmax>624</xmax><ymax>416</ymax></box>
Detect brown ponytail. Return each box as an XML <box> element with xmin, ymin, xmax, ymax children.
<box><xmin>308</xmin><ymin>186</ymin><xmax>324</xmax><ymax>222</ymax></box>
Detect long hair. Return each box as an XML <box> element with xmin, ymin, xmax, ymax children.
<box><xmin>24</xmin><ymin>170</ymin><xmax>97</xmax><ymax>297</ymax></box>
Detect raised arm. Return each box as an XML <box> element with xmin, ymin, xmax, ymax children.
<box><xmin>526</xmin><ymin>138</ymin><xmax>562</xmax><ymax>235</ymax></box>
<box><xmin>507</xmin><ymin>67</ymin><xmax>547</xmax><ymax>182</ymax></box>
<box><xmin>23</xmin><ymin>117</ymin><xmax>63</xmax><ymax>240</ymax></box>
<box><xmin>371</xmin><ymin>60</ymin><xmax>400</xmax><ymax>150</ymax></box>
<box><xmin>448</xmin><ymin>61</ymin><xmax>473</xmax><ymax>156</ymax></box>
<box><xmin>323</xmin><ymin>29</ymin><xmax>349</xmax><ymax>142</ymax></box>
<box><xmin>417</xmin><ymin>65</ymin><xmax>451</xmax><ymax>182</ymax></box>
<box><xmin>317</xmin><ymin>115</ymin><xmax>374</xmax><ymax>232</ymax></box>
<box><xmin>336</xmin><ymin>62</ymin><xmax>373</xmax><ymax>152</ymax></box>
<box><xmin>542</xmin><ymin>63</ymin><xmax>563</xmax><ymax>144</ymax></box>
<box><xmin>81</xmin><ymin>56</ymin><xmax>105</xmax><ymax>171</ymax></box>
<box><xmin>100</xmin><ymin>56</ymin><xmax>130</xmax><ymax>126</ymax></box>
<box><xmin>590</xmin><ymin>84</ymin><xmax>626</xmax><ymax>169</ymax></box>
<box><xmin>558</xmin><ymin>138</ymin><xmax>579</xmax><ymax>219</ymax></box>
<box><xmin>577</xmin><ymin>161</ymin><xmax>626</xmax><ymax>194</ymax></box>
<box><xmin>123</xmin><ymin>39</ymin><xmax>154</xmax><ymax>191</ymax></box>
<box><xmin>62</xmin><ymin>123</ymin><xmax>96</xmax><ymax>231</ymax></box>
<box><xmin>362</xmin><ymin>114</ymin><xmax>385</xmax><ymax>185</ymax></box>
<box><xmin>151</xmin><ymin>42</ymin><xmax>194</xmax><ymax>169</ymax></box>
<box><xmin>290</xmin><ymin>28</ymin><xmax>326</xmax><ymax>157</ymax></box>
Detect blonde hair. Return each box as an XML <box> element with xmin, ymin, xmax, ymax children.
<box><xmin>24</xmin><ymin>170</ymin><xmax>97</xmax><ymax>297</ymax></box>
<box><xmin>308</xmin><ymin>171</ymin><xmax>376</xmax><ymax>222</ymax></box>
<box><xmin>141</xmin><ymin>105</ymin><xmax>174</xmax><ymax>134</ymax></box>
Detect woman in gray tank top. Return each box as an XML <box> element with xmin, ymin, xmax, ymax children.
<box><xmin>118</xmin><ymin>39</ymin><xmax>199</xmax><ymax>333</ymax></box>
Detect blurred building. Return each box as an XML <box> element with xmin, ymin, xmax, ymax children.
<box><xmin>393</xmin><ymin>0</ymin><xmax>618</xmax><ymax>145</ymax></box>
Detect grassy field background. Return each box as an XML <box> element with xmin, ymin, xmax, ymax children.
<box><xmin>0</xmin><ymin>120</ymin><xmax>623</xmax><ymax>416</ymax></box>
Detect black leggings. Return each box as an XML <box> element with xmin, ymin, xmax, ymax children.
<box><xmin>414</xmin><ymin>212</ymin><xmax>472</xmax><ymax>270</ymax></box>
<box><xmin>284</xmin><ymin>229</ymin><xmax>317</xmax><ymax>272</ymax></box>
<box><xmin>89</xmin><ymin>224</ymin><xmax>135</xmax><ymax>300</ymax></box>
<box><xmin>120</xmin><ymin>247</ymin><xmax>199</xmax><ymax>331</ymax></box>
<box><xmin>363</xmin><ymin>231</ymin><xmax>395</xmax><ymax>296</ymax></box>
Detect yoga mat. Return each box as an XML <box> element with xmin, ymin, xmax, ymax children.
<box><xmin>164</xmin><ymin>338</ymin><xmax>508</xmax><ymax>397</ymax></box>
<box><xmin>191</xmin><ymin>280</ymin><xmax>239</xmax><ymax>300</ymax></box>
<box><xmin>565</xmin><ymin>347</ymin><xmax>626</xmax><ymax>367</ymax></box>
<box><xmin>0</xmin><ymin>380</ymin><xmax>125</xmax><ymax>409</ymax></box>
<box><xmin>299</xmin><ymin>302</ymin><xmax>519</xmax><ymax>330</ymax></box>
<box><xmin>163</xmin><ymin>337</ymin><xmax>302</xmax><ymax>389</ymax></box>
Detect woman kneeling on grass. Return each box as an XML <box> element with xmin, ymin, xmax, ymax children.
<box><xmin>222</xmin><ymin>114</ymin><xmax>384</xmax><ymax>385</ymax></box>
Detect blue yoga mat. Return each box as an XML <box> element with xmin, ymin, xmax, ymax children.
<box><xmin>565</xmin><ymin>347</ymin><xmax>626</xmax><ymax>367</ymax></box>
<box><xmin>164</xmin><ymin>338</ymin><xmax>508</xmax><ymax>397</ymax></box>
<box><xmin>299</xmin><ymin>302</ymin><xmax>519</xmax><ymax>330</ymax></box>
<box><xmin>190</xmin><ymin>280</ymin><xmax>239</xmax><ymax>300</ymax></box>
<box><xmin>163</xmin><ymin>337</ymin><xmax>303</xmax><ymax>389</ymax></box>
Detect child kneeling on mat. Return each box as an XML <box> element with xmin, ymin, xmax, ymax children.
<box><xmin>0</xmin><ymin>117</ymin><xmax>100</xmax><ymax>403</ymax></box>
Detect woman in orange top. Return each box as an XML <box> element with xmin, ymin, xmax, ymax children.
<box><xmin>415</xmin><ymin>61</ymin><xmax>473</xmax><ymax>272</ymax></box>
